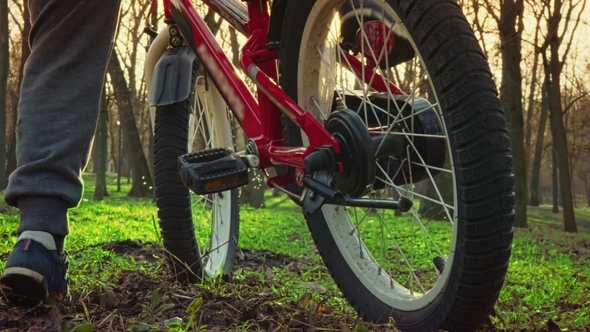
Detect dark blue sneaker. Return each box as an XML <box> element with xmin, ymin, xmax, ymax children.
<box><xmin>0</xmin><ymin>231</ymin><xmax>68</xmax><ymax>306</ymax></box>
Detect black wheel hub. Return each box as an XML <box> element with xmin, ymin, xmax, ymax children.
<box><xmin>326</xmin><ymin>109</ymin><xmax>375</xmax><ymax>197</ymax></box>
<box><xmin>342</xmin><ymin>93</ymin><xmax>446</xmax><ymax>187</ymax></box>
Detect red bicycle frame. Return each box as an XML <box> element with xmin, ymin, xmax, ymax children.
<box><xmin>157</xmin><ymin>0</ymin><xmax>403</xmax><ymax>189</ymax></box>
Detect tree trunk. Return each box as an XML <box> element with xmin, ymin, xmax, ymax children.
<box><xmin>6</xmin><ymin>0</ymin><xmax>30</xmax><ymax>177</ymax></box>
<box><xmin>529</xmin><ymin>61</ymin><xmax>551</xmax><ymax>207</ymax></box>
<box><xmin>552</xmin><ymin>143</ymin><xmax>559</xmax><ymax>214</ymax></box>
<box><xmin>528</xmin><ymin>107</ymin><xmax>547</xmax><ymax>207</ymax></box>
<box><xmin>107</xmin><ymin>51</ymin><xmax>153</xmax><ymax>198</ymax></box>
<box><xmin>94</xmin><ymin>84</ymin><xmax>109</xmax><ymax>200</ymax></box>
<box><xmin>0</xmin><ymin>0</ymin><xmax>9</xmax><ymax>189</ymax></box>
<box><xmin>524</xmin><ymin>15</ymin><xmax>542</xmax><ymax>159</ymax></box>
<box><xmin>499</xmin><ymin>0</ymin><xmax>527</xmax><ymax>227</ymax></box>
<box><xmin>585</xmin><ymin>173</ymin><xmax>590</xmax><ymax>207</ymax></box>
<box><xmin>91</xmin><ymin>133</ymin><xmax>100</xmax><ymax>173</ymax></box>
<box><xmin>548</xmin><ymin>7</ymin><xmax>576</xmax><ymax>232</ymax></box>
<box><xmin>116</xmin><ymin>123</ymin><xmax>122</xmax><ymax>192</ymax></box>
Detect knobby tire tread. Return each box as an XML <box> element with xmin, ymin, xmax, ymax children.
<box><xmin>154</xmin><ymin>100</ymin><xmax>202</xmax><ymax>282</ymax></box>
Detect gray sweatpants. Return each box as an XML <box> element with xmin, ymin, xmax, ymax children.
<box><xmin>4</xmin><ymin>0</ymin><xmax>121</xmax><ymax>236</ymax></box>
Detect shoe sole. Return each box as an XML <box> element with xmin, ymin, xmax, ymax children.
<box><xmin>0</xmin><ymin>267</ymin><xmax>48</xmax><ymax>306</ymax></box>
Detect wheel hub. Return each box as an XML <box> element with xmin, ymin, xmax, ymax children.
<box><xmin>342</xmin><ymin>93</ymin><xmax>446</xmax><ymax>187</ymax></box>
<box><xmin>326</xmin><ymin>109</ymin><xmax>375</xmax><ymax>197</ymax></box>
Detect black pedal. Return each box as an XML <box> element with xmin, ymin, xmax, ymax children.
<box><xmin>179</xmin><ymin>148</ymin><xmax>249</xmax><ymax>195</ymax></box>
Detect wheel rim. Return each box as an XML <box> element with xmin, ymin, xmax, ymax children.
<box><xmin>297</xmin><ymin>0</ymin><xmax>458</xmax><ymax>311</ymax></box>
<box><xmin>189</xmin><ymin>74</ymin><xmax>236</xmax><ymax>277</ymax></box>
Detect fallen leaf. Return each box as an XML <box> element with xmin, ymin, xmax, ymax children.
<box><xmin>131</xmin><ymin>323</ymin><xmax>151</xmax><ymax>332</ymax></box>
<box><xmin>186</xmin><ymin>297</ymin><xmax>203</xmax><ymax>314</ymax></box>
<box><xmin>164</xmin><ymin>317</ymin><xmax>183</xmax><ymax>328</ymax></box>
<box><xmin>298</xmin><ymin>281</ymin><xmax>326</xmax><ymax>293</ymax></box>
<box><xmin>314</xmin><ymin>302</ymin><xmax>332</xmax><ymax>316</ymax></box>
<box><xmin>264</xmin><ymin>266</ymin><xmax>275</xmax><ymax>281</ymax></box>
<box><xmin>99</xmin><ymin>290</ymin><xmax>120</xmax><ymax>309</ymax></box>
<box><xmin>71</xmin><ymin>323</ymin><xmax>93</xmax><ymax>332</ymax></box>
<box><xmin>297</xmin><ymin>292</ymin><xmax>312</xmax><ymax>309</ymax></box>
<box><xmin>355</xmin><ymin>326</ymin><xmax>370</xmax><ymax>332</ymax></box>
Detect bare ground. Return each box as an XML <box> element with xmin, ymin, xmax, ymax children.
<box><xmin>0</xmin><ymin>241</ymin><xmax>563</xmax><ymax>332</ymax></box>
<box><xmin>0</xmin><ymin>242</ymin><xmax>396</xmax><ymax>331</ymax></box>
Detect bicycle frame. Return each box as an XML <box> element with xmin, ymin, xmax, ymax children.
<box><xmin>151</xmin><ymin>0</ymin><xmax>404</xmax><ymax>191</ymax></box>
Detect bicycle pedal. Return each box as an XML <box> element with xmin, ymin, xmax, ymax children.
<box><xmin>179</xmin><ymin>148</ymin><xmax>249</xmax><ymax>195</ymax></box>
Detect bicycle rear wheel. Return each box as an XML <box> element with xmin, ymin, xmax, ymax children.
<box><xmin>154</xmin><ymin>64</ymin><xmax>239</xmax><ymax>282</ymax></box>
<box><xmin>279</xmin><ymin>0</ymin><xmax>514</xmax><ymax>330</ymax></box>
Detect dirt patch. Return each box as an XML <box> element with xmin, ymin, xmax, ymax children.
<box><xmin>0</xmin><ymin>241</ymin><xmax>551</xmax><ymax>332</ymax></box>
<box><xmin>236</xmin><ymin>248</ymin><xmax>313</xmax><ymax>270</ymax></box>
<box><xmin>0</xmin><ymin>242</ymin><xmax>371</xmax><ymax>332</ymax></box>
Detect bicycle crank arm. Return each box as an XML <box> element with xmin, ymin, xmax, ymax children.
<box><xmin>301</xmin><ymin>175</ymin><xmax>412</xmax><ymax>213</ymax></box>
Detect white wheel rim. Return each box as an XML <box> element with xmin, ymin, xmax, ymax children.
<box><xmin>297</xmin><ymin>0</ymin><xmax>458</xmax><ymax>311</ymax></box>
<box><xmin>191</xmin><ymin>75</ymin><xmax>235</xmax><ymax>277</ymax></box>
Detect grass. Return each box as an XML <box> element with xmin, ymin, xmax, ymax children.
<box><xmin>494</xmin><ymin>205</ymin><xmax>590</xmax><ymax>330</ymax></box>
<box><xmin>1</xmin><ymin>173</ymin><xmax>590</xmax><ymax>331</ymax></box>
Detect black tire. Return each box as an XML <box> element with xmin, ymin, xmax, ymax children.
<box><xmin>154</xmin><ymin>73</ymin><xmax>239</xmax><ymax>282</ymax></box>
<box><xmin>279</xmin><ymin>0</ymin><xmax>514</xmax><ymax>331</ymax></box>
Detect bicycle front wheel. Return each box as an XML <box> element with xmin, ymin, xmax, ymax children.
<box><xmin>154</xmin><ymin>64</ymin><xmax>239</xmax><ymax>282</ymax></box>
<box><xmin>279</xmin><ymin>0</ymin><xmax>514</xmax><ymax>330</ymax></box>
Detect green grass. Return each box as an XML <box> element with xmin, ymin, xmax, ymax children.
<box><xmin>233</xmin><ymin>194</ymin><xmax>312</xmax><ymax>257</ymax></box>
<box><xmin>494</xmin><ymin>205</ymin><xmax>590</xmax><ymax>330</ymax></box>
<box><xmin>1</xmin><ymin>174</ymin><xmax>590</xmax><ymax>331</ymax></box>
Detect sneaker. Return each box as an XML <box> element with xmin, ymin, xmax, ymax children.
<box><xmin>0</xmin><ymin>231</ymin><xmax>68</xmax><ymax>306</ymax></box>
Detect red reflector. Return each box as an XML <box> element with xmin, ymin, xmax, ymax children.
<box><xmin>22</xmin><ymin>239</ymin><xmax>32</xmax><ymax>251</ymax></box>
<box><xmin>356</xmin><ymin>21</ymin><xmax>395</xmax><ymax>67</ymax></box>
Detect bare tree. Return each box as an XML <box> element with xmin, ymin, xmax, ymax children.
<box><xmin>523</xmin><ymin>4</ymin><xmax>544</xmax><ymax>158</ymax></box>
<box><xmin>107</xmin><ymin>50</ymin><xmax>154</xmax><ymax>198</ymax></box>
<box><xmin>0</xmin><ymin>0</ymin><xmax>8</xmax><ymax>189</ymax></box>
<box><xmin>545</xmin><ymin>0</ymin><xmax>586</xmax><ymax>232</ymax></box>
<box><xmin>6</xmin><ymin>0</ymin><xmax>30</xmax><ymax>177</ymax></box>
<box><xmin>528</xmin><ymin>0</ymin><xmax>552</xmax><ymax>207</ymax></box>
<box><xmin>94</xmin><ymin>84</ymin><xmax>110</xmax><ymax>200</ymax></box>
<box><xmin>481</xmin><ymin>0</ymin><xmax>527</xmax><ymax>227</ymax></box>
<box><xmin>529</xmin><ymin>50</ymin><xmax>551</xmax><ymax>207</ymax></box>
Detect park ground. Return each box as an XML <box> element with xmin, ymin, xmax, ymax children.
<box><xmin>1</xmin><ymin>175</ymin><xmax>590</xmax><ymax>331</ymax></box>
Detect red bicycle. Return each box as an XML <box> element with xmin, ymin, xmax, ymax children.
<box><xmin>145</xmin><ymin>0</ymin><xmax>515</xmax><ymax>330</ymax></box>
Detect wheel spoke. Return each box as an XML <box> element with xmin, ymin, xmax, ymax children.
<box><xmin>336</xmin><ymin>4</ymin><xmax>454</xmax><ymax>277</ymax></box>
